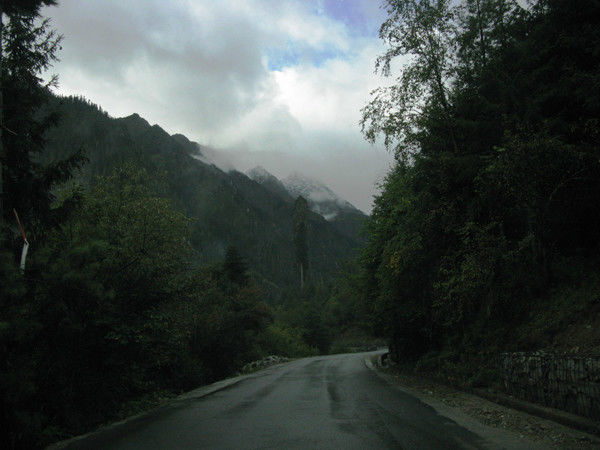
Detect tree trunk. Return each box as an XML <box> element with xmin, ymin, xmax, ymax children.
<box><xmin>476</xmin><ymin>0</ymin><xmax>487</xmax><ymax>65</ymax></box>
<box><xmin>0</xmin><ymin>8</ymin><xmax>4</xmax><ymax>219</ymax></box>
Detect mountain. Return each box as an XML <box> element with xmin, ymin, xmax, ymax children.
<box><xmin>282</xmin><ymin>172</ymin><xmax>359</xmax><ymax>220</ymax></box>
<box><xmin>247</xmin><ymin>166</ymin><xmax>292</xmax><ymax>202</ymax></box>
<box><xmin>282</xmin><ymin>172</ymin><xmax>367</xmax><ymax>241</ymax></box>
<box><xmin>246</xmin><ymin>167</ymin><xmax>367</xmax><ymax>242</ymax></box>
<box><xmin>42</xmin><ymin>95</ymin><xmax>359</xmax><ymax>301</ymax></box>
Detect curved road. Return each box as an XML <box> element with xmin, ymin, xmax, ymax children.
<box><xmin>61</xmin><ymin>352</ymin><xmax>496</xmax><ymax>449</ymax></box>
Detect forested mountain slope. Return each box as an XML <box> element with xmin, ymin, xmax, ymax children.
<box><xmin>247</xmin><ymin>166</ymin><xmax>294</xmax><ymax>203</ymax></box>
<box><xmin>42</xmin><ymin>96</ymin><xmax>358</xmax><ymax>300</ymax></box>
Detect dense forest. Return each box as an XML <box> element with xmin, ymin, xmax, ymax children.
<box><xmin>0</xmin><ymin>2</ymin><xmax>369</xmax><ymax>448</ymax></box>
<box><xmin>358</xmin><ymin>0</ymin><xmax>600</xmax><ymax>380</ymax></box>
<box><xmin>2</xmin><ymin>0</ymin><xmax>599</xmax><ymax>447</ymax></box>
<box><xmin>41</xmin><ymin>95</ymin><xmax>362</xmax><ymax>297</ymax></box>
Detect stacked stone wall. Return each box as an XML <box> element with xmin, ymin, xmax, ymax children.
<box><xmin>500</xmin><ymin>352</ymin><xmax>600</xmax><ymax>420</ymax></box>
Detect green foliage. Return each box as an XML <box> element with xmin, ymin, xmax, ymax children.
<box><xmin>256</xmin><ymin>322</ymin><xmax>316</xmax><ymax>358</ymax></box>
<box><xmin>0</xmin><ymin>235</ymin><xmax>40</xmax><ymax>449</ymax></box>
<box><xmin>16</xmin><ymin>166</ymin><xmax>192</xmax><ymax>437</ymax></box>
<box><xmin>293</xmin><ymin>195</ymin><xmax>309</xmax><ymax>287</ymax></box>
<box><xmin>0</xmin><ymin>4</ymin><xmax>85</xmax><ymax>226</ymax></box>
<box><xmin>41</xmin><ymin>95</ymin><xmax>359</xmax><ymax>304</ymax></box>
<box><xmin>0</xmin><ymin>165</ymin><xmax>278</xmax><ymax>448</ymax></box>
<box><xmin>276</xmin><ymin>284</ymin><xmax>334</xmax><ymax>354</ymax></box>
<box><xmin>508</xmin><ymin>257</ymin><xmax>600</xmax><ymax>353</ymax></box>
<box><xmin>361</xmin><ymin>0</ymin><xmax>458</xmax><ymax>154</ymax></box>
<box><xmin>360</xmin><ymin>0</ymin><xmax>600</xmax><ymax>365</ymax></box>
<box><xmin>323</xmin><ymin>267</ymin><xmax>370</xmax><ymax>333</ymax></box>
<box><xmin>223</xmin><ymin>245</ymin><xmax>249</xmax><ymax>286</ymax></box>
<box><xmin>1</xmin><ymin>1</ymin><xmax>58</xmax><ymax>16</ymax></box>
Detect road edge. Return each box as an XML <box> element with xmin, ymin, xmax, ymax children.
<box><xmin>365</xmin><ymin>354</ymin><xmax>600</xmax><ymax>438</ymax></box>
<box><xmin>46</xmin><ymin>364</ymin><xmax>284</xmax><ymax>449</ymax></box>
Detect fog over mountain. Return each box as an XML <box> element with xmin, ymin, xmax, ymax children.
<box><xmin>194</xmin><ymin>143</ymin><xmax>379</xmax><ymax>213</ymax></box>
<box><xmin>42</xmin><ymin>0</ymin><xmax>395</xmax><ymax>213</ymax></box>
<box><xmin>244</xmin><ymin>165</ymin><xmax>361</xmax><ymax>220</ymax></box>
<box><xmin>191</xmin><ymin>143</ymin><xmax>390</xmax><ymax>213</ymax></box>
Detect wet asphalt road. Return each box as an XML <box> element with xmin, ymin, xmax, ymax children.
<box><xmin>63</xmin><ymin>352</ymin><xmax>489</xmax><ymax>449</ymax></box>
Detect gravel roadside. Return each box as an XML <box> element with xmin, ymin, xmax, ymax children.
<box><xmin>378</xmin><ymin>365</ymin><xmax>600</xmax><ymax>449</ymax></box>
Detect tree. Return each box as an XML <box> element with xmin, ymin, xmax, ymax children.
<box><xmin>223</xmin><ymin>245</ymin><xmax>249</xmax><ymax>286</ymax></box>
<box><xmin>361</xmin><ymin>0</ymin><xmax>459</xmax><ymax>156</ymax></box>
<box><xmin>359</xmin><ymin>0</ymin><xmax>600</xmax><ymax>366</ymax></box>
<box><xmin>25</xmin><ymin>165</ymin><xmax>194</xmax><ymax>439</ymax></box>
<box><xmin>0</xmin><ymin>0</ymin><xmax>83</xmax><ymax>229</ymax></box>
<box><xmin>293</xmin><ymin>196</ymin><xmax>308</xmax><ymax>288</ymax></box>
<box><xmin>1</xmin><ymin>1</ymin><xmax>56</xmax><ymax>217</ymax></box>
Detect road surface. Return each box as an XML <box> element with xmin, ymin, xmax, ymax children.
<box><xmin>59</xmin><ymin>352</ymin><xmax>499</xmax><ymax>449</ymax></box>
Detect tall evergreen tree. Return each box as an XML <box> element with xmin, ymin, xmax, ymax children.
<box><xmin>1</xmin><ymin>0</ymin><xmax>57</xmax><ymax>218</ymax></box>
<box><xmin>223</xmin><ymin>245</ymin><xmax>249</xmax><ymax>286</ymax></box>
<box><xmin>293</xmin><ymin>196</ymin><xmax>308</xmax><ymax>289</ymax></box>
<box><xmin>0</xmin><ymin>0</ymin><xmax>83</xmax><ymax>232</ymax></box>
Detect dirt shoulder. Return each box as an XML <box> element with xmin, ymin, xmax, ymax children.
<box><xmin>371</xmin><ymin>360</ymin><xmax>600</xmax><ymax>449</ymax></box>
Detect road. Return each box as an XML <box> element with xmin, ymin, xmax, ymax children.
<box><xmin>60</xmin><ymin>352</ymin><xmax>496</xmax><ymax>449</ymax></box>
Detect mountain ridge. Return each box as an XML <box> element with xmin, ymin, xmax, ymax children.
<box><xmin>247</xmin><ymin>166</ymin><xmax>364</xmax><ymax>218</ymax></box>
<box><xmin>43</xmin><ymin>95</ymin><xmax>362</xmax><ymax>301</ymax></box>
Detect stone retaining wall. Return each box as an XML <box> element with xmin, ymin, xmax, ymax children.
<box><xmin>500</xmin><ymin>352</ymin><xmax>600</xmax><ymax>420</ymax></box>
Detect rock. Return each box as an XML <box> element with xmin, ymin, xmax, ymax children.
<box><xmin>241</xmin><ymin>355</ymin><xmax>290</xmax><ymax>373</ymax></box>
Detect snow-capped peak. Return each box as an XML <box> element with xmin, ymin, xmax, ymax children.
<box><xmin>248</xmin><ymin>166</ymin><xmax>276</xmax><ymax>182</ymax></box>
<box><xmin>282</xmin><ymin>172</ymin><xmax>338</xmax><ymax>203</ymax></box>
<box><xmin>282</xmin><ymin>172</ymin><xmax>357</xmax><ymax>219</ymax></box>
<box><xmin>248</xmin><ymin>169</ymin><xmax>361</xmax><ymax>221</ymax></box>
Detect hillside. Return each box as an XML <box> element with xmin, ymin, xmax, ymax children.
<box><xmin>357</xmin><ymin>0</ymin><xmax>600</xmax><ymax>371</ymax></box>
<box><xmin>248</xmin><ymin>167</ymin><xmax>367</xmax><ymax>242</ymax></box>
<box><xmin>42</xmin><ymin>96</ymin><xmax>360</xmax><ymax>301</ymax></box>
<box><xmin>246</xmin><ymin>166</ymin><xmax>293</xmax><ymax>203</ymax></box>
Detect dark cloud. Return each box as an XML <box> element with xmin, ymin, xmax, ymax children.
<box><xmin>48</xmin><ymin>0</ymin><xmax>271</xmax><ymax>132</ymax></box>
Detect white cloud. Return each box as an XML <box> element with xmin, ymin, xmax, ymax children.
<box><xmin>43</xmin><ymin>0</ymin><xmax>394</xmax><ymax>212</ymax></box>
<box><xmin>271</xmin><ymin>42</ymin><xmax>384</xmax><ymax>133</ymax></box>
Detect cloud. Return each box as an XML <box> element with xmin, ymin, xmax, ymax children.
<box><xmin>272</xmin><ymin>42</ymin><xmax>385</xmax><ymax>133</ymax></box>
<box><xmin>48</xmin><ymin>0</ymin><xmax>270</xmax><ymax>133</ymax></box>
<box><xmin>43</xmin><ymin>0</ymin><xmax>394</xmax><ymax>212</ymax></box>
<box><xmin>202</xmin><ymin>142</ymin><xmax>392</xmax><ymax>214</ymax></box>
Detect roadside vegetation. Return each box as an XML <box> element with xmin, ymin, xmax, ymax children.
<box><xmin>2</xmin><ymin>0</ymin><xmax>598</xmax><ymax>447</ymax></box>
<box><xmin>356</xmin><ymin>0</ymin><xmax>600</xmax><ymax>383</ymax></box>
<box><xmin>0</xmin><ymin>2</ymin><xmax>368</xmax><ymax>448</ymax></box>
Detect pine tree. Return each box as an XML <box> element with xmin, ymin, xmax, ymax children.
<box><xmin>0</xmin><ymin>0</ymin><xmax>84</xmax><ymax>230</ymax></box>
<box><xmin>223</xmin><ymin>245</ymin><xmax>249</xmax><ymax>286</ymax></box>
<box><xmin>293</xmin><ymin>196</ymin><xmax>309</xmax><ymax>288</ymax></box>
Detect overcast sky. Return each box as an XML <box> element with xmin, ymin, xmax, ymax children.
<box><xmin>43</xmin><ymin>0</ymin><xmax>395</xmax><ymax>213</ymax></box>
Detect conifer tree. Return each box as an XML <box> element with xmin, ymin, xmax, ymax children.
<box><xmin>223</xmin><ymin>245</ymin><xmax>249</xmax><ymax>286</ymax></box>
<box><xmin>293</xmin><ymin>196</ymin><xmax>309</xmax><ymax>288</ymax></box>
<box><xmin>0</xmin><ymin>0</ymin><xmax>83</xmax><ymax>229</ymax></box>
